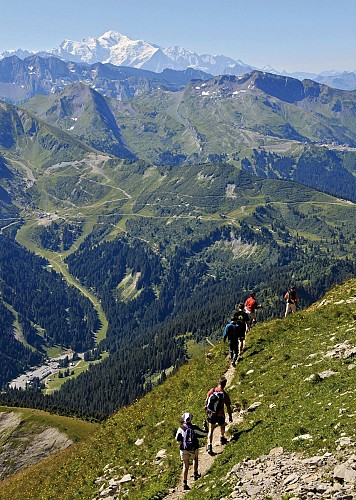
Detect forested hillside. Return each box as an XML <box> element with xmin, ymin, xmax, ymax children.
<box><xmin>0</xmin><ymin>236</ymin><xmax>100</xmax><ymax>387</ymax></box>
<box><xmin>0</xmin><ymin>68</ymin><xmax>355</xmax><ymax>423</ymax></box>
<box><xmin>1</xmin><ymin>162</ymin><xmax>354</xmax><ymax>418</ymax></box>
<box><xmin>241</xmin><ymin>146</ymin><xmax>356</xmax><ymax>202</ymax></box>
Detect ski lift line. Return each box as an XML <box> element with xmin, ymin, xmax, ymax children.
<box><xmin>156</xmin><ymin>191</ymin><xmax>230</xmax><ymax>199</ymax></box>
<box><xmin>84</xmin><ymin>178</ymin><xmax>132</xmax><ymax>198</ymax></box>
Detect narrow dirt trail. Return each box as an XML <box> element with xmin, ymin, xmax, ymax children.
<box><xmin>164</xmin><ymin>365</ymin><xmax>243</xmax><ymax>499</ymax></box>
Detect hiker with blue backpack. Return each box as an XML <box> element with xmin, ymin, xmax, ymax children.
<box><xmin>175</xmin><ymin>412</ymin><xmax>208</xmax><ymax>490</ymax></box>
<box><xmin>223</xmin><ymin>304</ymin><xmax>250</xmax><ymax>366</ymax></box>
<box><xmin>205</xmin><ymin>376</ymin><xmax>233</xmax><ymax>456</ymax></box>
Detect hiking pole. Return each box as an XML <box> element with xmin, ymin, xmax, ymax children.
<box><xmin>205</xmin><ymin>338</ymin><xmax>215</xmax><ymax>347</ymax></box>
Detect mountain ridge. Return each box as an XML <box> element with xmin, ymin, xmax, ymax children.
<box><xmin>0</xmin><ymin>54</ymin><xmax>213</xmax><ymax>104</ymax></box>
<box><xmin>1</xmin><ymin>30</ymin><xmax>355</xmax><ymax>90</ymax></box>
<box><xmin>20</xmin><ymin>70</ymin><xmax>356</xmax><ymax>202</ymax></box>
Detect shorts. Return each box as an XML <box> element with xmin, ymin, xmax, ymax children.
<box><xmin>230</xmin><ymin>337</ymin><xmax>244</xmax><ymax>351</ymax></box>
<box><xmin>207</xmin><ymin>414</ymin><xmax>226</xmax><ymax>426</ymax></box>
<box><xmin>286</xmin><ymin>303</ymin><xmax>296</xmax><ymax>314</ymax></box>
<box><xmin>180</xmin><ymin>449</ymin><xmax>198</xmax><ymax>461</ymax></box>
<box><xmin>245</xmin><ymin>309</ymin><xmax>256</xmax><ymax>320</ymax></box>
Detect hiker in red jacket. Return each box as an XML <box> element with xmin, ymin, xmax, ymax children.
<box><xmin>244</xmin><ymin>291</ymin><xmax>262</xmax><ymax>326</ymax></box>
<box><xmin>205</xmin><ymin>376</ymin><xmax>233</xmax><ymax>456</ymax></box>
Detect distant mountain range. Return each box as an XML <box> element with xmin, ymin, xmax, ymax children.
<box><xmin>14</xmin><ymin>69</ymin><xmax>356</xmax><ymax>202</ymax></box>
<box><xmin>0</xmin><ymin>31</ymin><xmax>254</xmax><ymax>76</ymax></box>
<box><xmin>1</xmin><ymin>30</ymin><xmax>355</xmax><ymax>90</ymax></box>
<box><xmin>0</xmin><ymin>53</ymin><xmax>212</xmax><ymax>103</ymax></box>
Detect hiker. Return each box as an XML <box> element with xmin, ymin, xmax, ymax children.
<box><xmin>223</xmin><ymin>304</ymin><xmax>250</xmax><ymax>366</ymax></box>
<box><xmin>284</xmin><ymin>285</ymin><xmax>299</xmax><ymax>317</ymax></box>
<box><xmin>205</xmin><ymin>376</ymin><xmax>233</xmax><ymax>456</ymax></box>
<box><xmin>175</xmin><ymin>412</ymin><xmax>208</xmax><ymax>491</ymax></box>
<box><xmin>244</xmin><ymin>290</ymin><xmax>262</xmax><ymax>327</ymax></box>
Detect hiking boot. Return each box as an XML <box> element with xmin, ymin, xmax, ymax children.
<box><xmin>194</xmin><ymin>472</ymin><xmax>201</xmax><ymax>480</ymax></box>
<box><xmin>231</xmin><ymin>361</ymin><xmax>236</xmax><ymax>367</ymax></box>
<box><xmin>220</xmin><ymin>436</ymin><xmax>228</xmax><ymax>445</ymax></box>
<box><xmin>207</xmin><ymin>444</ymin><xmax>214</xmax><ymax>455</ymax></box>
<box><xmin>183</xmin><ymin>482</ymin><xmax>190</xmax><ymax>491</ymax></box>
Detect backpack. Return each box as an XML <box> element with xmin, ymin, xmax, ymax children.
<box><xmin>181</xmin><ymin>423</ymin><xmax>195</xmax><ymax>451</ymax></box>
<box><xmin>234</xmin><ymin>314</ymin><xmax>246</xmax><ymax>333</ymax></box>
<box><xmin>285</xmin><ymin>290</ymin><xmax>296</xmax><ymax>303</ymax></box>
<box><xmin>225</xmin><ymin>323</ymin><xmax>238</xmax><ymax>341</ymax></box>
<box><xmin>206</xmin><ymin>390</ymin><xmax>224</xmax><ymax>416</ymax></box>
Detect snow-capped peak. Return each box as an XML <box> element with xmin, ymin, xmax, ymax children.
<box><xmin>1</xmin><ymin>30</ymin><xmax>350</xmax><ymax>79</ymax></box>
<box><xmin>98</xmin><ymin>31</ymin><xmax>128</xmax><ymax>47</ymax></box>
<box><xmin>261</xmin><ymin>65</ymin><xmax>279</xmax><ymax>74</ymax></box>
<box><xmin>0</xmin><ymin>48</ymin><xmax>35</xmax><ymax>60</ymax></box>
<box><xmin>48</xmin><ymin>31</ymin><xmax>160</xmax><ymax>67</ymax></box>
<box><xmin>41</xmin><ymin>31</ymin><xmax>256</xmax><ymax>74</ymax></box>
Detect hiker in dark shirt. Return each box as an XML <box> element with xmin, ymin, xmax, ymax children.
<box><xmin>175</xmin><ymin>412</ymin><xmax>208</xmax><ymax>490</ymax></box>
<box><xmin>223</xmin><ymin>304</ymin><xmax>250</xmax><ymax>366</ymax></box>
<box><xmin>284</xmin><ymin>285</ymin><xmax>299</xmax><ymax>317</ymax></box>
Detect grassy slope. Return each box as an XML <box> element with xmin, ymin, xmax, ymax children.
<box><xmin>188</xmin><ymin>280</ymin><xmax>356</xmax><ymax>499</ymax></box>
<box><xmin>0</xmin><ymin>406</ymin><xmax>98</xmax><ymax>443</ymax></box>
<box><xmin>0</xmin><ymin>279</ymin><xmax>354</xmax><ymax>500</ymax></box>
<box><xmin>22</xmin><ymin>78</ymin><xmax>356</xmax><ymax>166</ymax></box>
<box><xmin>0</xmin><ymin>406</ymin><xmax>98</xmax><ymax>482</ymax></box>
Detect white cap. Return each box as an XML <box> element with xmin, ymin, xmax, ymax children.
<box><xmin>181</xmin><ymin>412</ymin><xmax>193</xmax><ymax>422</ymax></box>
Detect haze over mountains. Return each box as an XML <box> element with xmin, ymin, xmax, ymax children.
<box><xmin>0</xmin><ymin>53</ymin><xmax>211</xmax><ymax>103</ymax></box>
<box><xmin>1</xmin><ymin>30</ymin><xmax>356</xmax><ymax>90</ymax></box>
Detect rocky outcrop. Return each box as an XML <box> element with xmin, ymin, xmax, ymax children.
<box><xmin>221</xmin><ymin>447</ymin><xmax>356</xmax><ymax>499</ymax></box>
<box><xmin>0</xmin><ymin>411</ymin><xmax>73</xmax><ymax>480</ymax></box>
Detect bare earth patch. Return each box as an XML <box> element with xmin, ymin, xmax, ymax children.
<box><xmin>0</xmin><ymin>411</ymin><xmax>73</xmax><ymax>480</ymax></box>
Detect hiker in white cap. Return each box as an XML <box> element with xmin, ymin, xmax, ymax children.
<box><xmin>175</xmin><ymin>412</ymin><xmax>208</xmax><ymax>490</ymax></box>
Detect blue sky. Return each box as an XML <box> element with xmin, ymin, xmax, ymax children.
<box><xmin>1</xmin><ymin>0</ymin><xmax>355</xmax><ymax>72</ymax></box>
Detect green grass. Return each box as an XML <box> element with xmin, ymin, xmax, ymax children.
<box><xmin>2</xmin><ymin>302</ymin><xmax>34</xmax><ymax>351</ymax></box>
<box><xmin>0</xmin><ymin>343</ymin><xmax>229</xmax><ymax>500</ymax></box>
<box><xmin>187</xmin><ymin>280</ymin><xmax>356</xmax><ymax>499</ymax></box>
<box><xmin>0</xmin><ymin>406</ymin><xmax>98</xmax><ymax>443</ymax></box>
<box><xmin>45</xmin><ymin>345</ymin><xmax>66</xmax><ymax>358</ymax></box>
<box><xmin>44</xmin><ymin>353</ymin><xmax>109</xmax><ymax>393</ymax></box>
<box><xmin>186</xmin><ymin>338</ymin><xmax>210</xmax><ymax>359</ymax></box>
<box><xmin>0</xmin><ymin>279</ymin><xmax>354</xmax><ymax>500</ymax></box>
<box><xmin>16</xmin><ymin>218</ymin><xmax>108</xmax><ymax>346</ymax></box>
